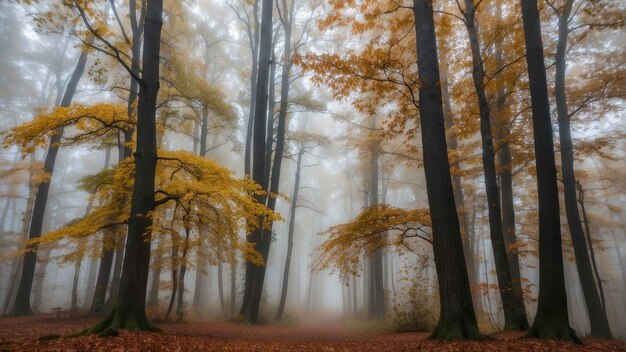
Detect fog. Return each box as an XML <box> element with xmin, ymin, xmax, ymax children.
<box><xmin>0</xmin><ymin>0</ymin><xmax>625</xmax><ymax>346</ymax></box>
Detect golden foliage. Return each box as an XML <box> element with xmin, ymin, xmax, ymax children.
<box><xmin>315</xmin><ymin>204</ymin><xmax>430</xmax><ymax>282</ymax></box>
<box><xmin>1</xmin><ymin>103</ymin><xmax>131</xmax><ymax>155</ymax></box>
<box><xmin>26</xmin><ymin>150</ymin><xmax>279</xmax><ymax>267</ymax></box>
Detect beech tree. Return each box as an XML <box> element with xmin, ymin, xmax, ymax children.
<box><xmin>519</xmin><ymin>0</ymin><xmax>579</xmax><ymax>341</ymax></box>
<box><xmin>412</xmin><ymin>0</ymin><xmax>482</xmax><ymax>340</ymax></box>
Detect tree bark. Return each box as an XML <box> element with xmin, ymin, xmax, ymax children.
<box><xmin>412</xmin><ymin>0</ymin><xmax>481</xmax><ymax>339</ymax></box>
<box><xmin>241</xmin><ymin>0</ymin><xmax>274</xmax><ymax>324</ymax></box>
<box><xmin>461</xmin><ymin>0</ymin><xmax>528</xmax><ymax>330</ymax></box>
<box><xmin>89</xmin><ymin>0</ymin><xmax>163</xmax><ymax>332</ymax></box>
<box><xmin>520</xmin><ymin>0</ymin><xmax>579</xmax><ymax>341</ymax></box>
<box><xmin>493</xmin><ymin>2</ymin><xmax>525</xmax><ymax>325</ymax></box>
<box><xmin>553</xmin><ymin>0</ymin><xmax>611</xmax><ymax>338</ymax></box>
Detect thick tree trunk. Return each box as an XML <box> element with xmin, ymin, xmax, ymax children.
<box><xmin>462</xmin><ymin>0</ymin><xmax>528</xmax><ymax>331</ymax></box>
<box><xmin>412</xmin><ymin>0</ymin><xmax>481</xmax><ymax>339</ymax></box>
<box><xmin>439</xmin><ymin>36</ymin><xmax>472</xmax><ymax>286</ymax></box>
<box><xmin>241</xmin><ymin>0</ymin><xmax>274</xmax><ymax>324</ymax></box>
<box><xmin>520</xmin><ymin>0</ymin><xmax>579</xmax><ymax>342</ymax></box>
<box><xmin>553</xmin><ymin>1</ymin><xmax>612</xmax><ymax>338</ymax></box>
<box><xmin>10</xmin><ymin>35</ymin><xmax>93</xmax><ymax>316</ymax></box>
<box><xmin>89</xmin><ymin>0</ymin><xmax>162</xmax><ymax>332</ymax></box>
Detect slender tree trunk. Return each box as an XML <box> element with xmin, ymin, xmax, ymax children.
<box><xmin>520</xmin><ymin>0</ymin><xmax>579</xmax><ymax>341</ymax></box>
<box><xmin>230</xmin><ymin>261</ymin><xmax>237</xmax><ymax>316</ymax></box>
<box><xmin>192</xmin><ymin>105</ymin><xmax>209</xmax><ymax>310</ymax></box>
<box><xmin>164</xmin><ymin>245</ymin><xmax>178</xmax><ymax>322</ymax></box>
<box><xmin>493</xmin><ymin>3</ymin><xmax>525</xmax><ymax>324</ymax></box>
<box><xmin>70</xmin><ymin>197</ymin><xmax>96</xmax><ymax>314</ymax></box>
<box><xmin>9</xmin><ymin>35</ymin><xmax>93</xmax><ymax>316</ymax></box>
<box><xmin>3</xmin><ymin>156</ymin><xmax>37</xmax><ymax>316</ymax></box>
<box><xmin>367</xmin><ymin>116</ymin><xmax>384</xmax><ymax>320</ymax></box>
<box><xmin>104</xmin><ymin>244</ymin><xmax>124</xmax><ymax>310</ymax></box>
<box><xmin>412</xmin><ymin>0</ymin><xmax>481</xmax><ymax>339</ymax></box>
<box><xmin>175</xmin><ymin>223</ymin><xmax>192</xmax><ymax>320</ymax></box>
<box><xmin>276</xmin><ymin>148</ymin><xmax>303</xmax><ymax>320</ymax></box>
<box><xmin>89</xmin><ymin>229</ymin><xmax>116</xmax><ymax>315</ymax></box>
<box><xmin>461</xmin><ymin>0</ymin><xmax>528</xmax><ymax>330</ymax></box>
<box><xmin>577</xmin><ymin>182</ymin><xmax>609</xmax><ymax>323</ymax></box>
<box><xmin>147</xmin><ymin>240</ymin><xmax>163</xmax><ymax>307</ymax></box>
<box><xmin>553</xmin><ymin>1</ymin><xmax>611</xmax><ymax>338</ymax></box>
<box><xmin>89</xmin><ymin>0</ymin><xmax>163</xmax><ymax>332</ymax></box>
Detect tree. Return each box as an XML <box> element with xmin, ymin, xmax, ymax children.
<box><xmin>412</xmin><ymin>0</ymin><xmax>482</xmax><ymax>340</ymax></box>
<box><xmin>8</xmin><ymin>33</ymin><xmax>93</xmax><ymax>316</ymax></box>
<box><xmin>519</xmin><ymin>0</ymin><xmax>579</xmax><ymax>342</ymax></box>
<box><xmin>88</xmin><ymin>0</ymin><xmax>164</xmax><ymax>332</ymax></box>
<box><xmin>549</xmin><ymin>0</ymin><xmax>622</xmax><ymax>338</ymax></box>
<box><xmin>456</xmin><ymin>0</ymin><xmax>528</xmax><ymax>330</ymax></box>
<box><xmin>240</xmin><ymin>0</ymin><xmax>273</xmax><ymax>324</ymax></box>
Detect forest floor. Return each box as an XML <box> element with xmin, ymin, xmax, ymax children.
<box><xmin>0</xmin><ymin>315</ymin><xmax>624</xmax><ymax>351</ymax></box>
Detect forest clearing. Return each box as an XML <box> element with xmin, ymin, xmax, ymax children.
<box><xmin>0</xmin><ymin>0</ymin><xmax>625</xmax><ymax>350</ymax></box>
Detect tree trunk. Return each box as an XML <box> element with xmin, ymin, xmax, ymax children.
<box><xmin>9</xmin><ymin>34</ymin><xmax>93</xmax><ymax>316</ymax></box>
<box><xmin>276</xmin><ymin>148</ymin><xmax>303</xmax><ymax>321</ymax></box>
<box><xmin>89</xmin><ymin>229</ymin><xmax>116</xmax><ymax>315</ymax></box>
<box><xmin>439</xmin><ymin>32</ymin><xmax>472</xmax><ymax>287</ymax></box>
<box><xmin>520</xmin><ymin>0</ymin><xmax>579</xmax><ymax>341</ymax></box>
<box><xmin>461</xmin><ymin>0</ymin><xmax>528</xmax><ymax>330</ymax></box>
<box><xmin>89</xmin><ymin>0</ymin><xmax>163</xmax><ymax>332</ymax></box>
<box><xmin>577</xmin><ymin>182</ymin><xmax>609</xmax><ymax>330</ymax></box>
<box><xmin>493</xmin><ymin>2</ymin><xmax>525</xmax><ymax>326</ymax></box>
<box><xmin>3</xmin><ymin>156</ymin><xmax>37</xmax><ymax>315</ymax></box>
<box><xmin>412</xmin><ymin>0</ymin><xmax>481</xmax><ymax>339</ymax></box>
<box><xmin>104</xmin><ymin>243</ymin><xmax>125</xmax><ymax>310</ymax></box>
<box><xmin>367</xmin><ymin>116</ymin><xmax>384</xmax><ymax>320</ymax></box>
<box><xmin>164</xmin><ymin>245</ymin><xmax>178</xmax><ymax>322</ymax></box>
<box><xmin>241</xmin><ymin>0</ymin><xmax>275</xmax><ymax>324</ymax></box>
<box><xmin>553</xmin><ymin>1</ymin><xmax>611</xmax><ymax>338</ymax></box>
<box><xmin>230</xmin><ymin>261</ymin><xmax>237</xmax><ymax>316</ymax></box>
<box><xmin>147</xmin><ymin>242</ymin><xmax>162</xmax><ymax>307</ymax></box>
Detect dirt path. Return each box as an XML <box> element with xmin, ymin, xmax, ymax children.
<box><xmin>0</xmin><ymin>315</ymin><xmax>623</xmax><ymax>351</ymax></box>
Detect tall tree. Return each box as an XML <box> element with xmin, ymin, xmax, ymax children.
<box><xmin>550</xmin><ymin>0</ymin><xmax>612</xmax><ymax>338</ymax></box>
<box><xmin>412</xmin><ymin>0</ymin><xmax>481</xmax><ymax>340</ymax></box>
<box><xmin>519</xmin><ymin>0</ymin><xmax>579</xmax><ymax>341</ymax></box>
<box><xmin>240</xmin><ymin>0</ymin><xmax>273</xmax><ymax>323</ymax></box>
<box><xmin>9</xmin><ymin>34</ymin><xmax>93</xmax><ymax>316</ymax></box>
<box><xmin>89</xmin><ymin>0</ymin><xmax>163</xmax><ymax>332</ymax></box>
<box><xmin>457</xmin><ymin>0</ymin><xmax>528</xmax><ymax>330</ymax></box>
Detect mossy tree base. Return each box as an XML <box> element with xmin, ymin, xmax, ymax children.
<box><xmin>524</xmin><ymin>320</ymin><xmax>581</xmax><ymax>344</ymax></box>
<box><xmin>87</xmin><ymin>304</ymin><xmax>160</xmax><ymax>334</ymax></box>
<box><xmin>429</xmin><ymin>319</ymin><xmax>485</xmax><ymax>340</ymax></box>
<box><xmin>503</xmin><ymin>316</ymin><xmax>530</xmax><ymax>332</ymax></box>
